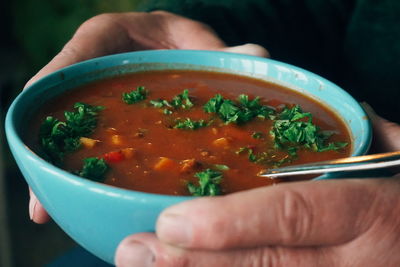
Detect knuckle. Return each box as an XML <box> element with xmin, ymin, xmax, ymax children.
<box><xmin>57</xmin><ymin>45</ymin><xmax>79</xmax><ymax>59</ymax></box>
<box><xmin>277</xmin><ymin>189</ymin><xmax>314</xmax><ymax>244</ymax></box>
<box><xmin>250</xmin><ymin>248</ymin><xmax>274</xmax><ymax>267</ymax></box>
<box><xmin>149</xmin><ymin>10</ymin><xmax>174</xmax><ymax>17</ymax></box>
<box><xmin>75</xmin><ymin>13</ymin><xmax>123</xmax><ymax>37</ymax></box>
<box><xmin>80</xmin><ymin>13</ymin><xmax>119</xmax><ymax>28</ymax></box>
<box><xmin>244</xmin><ymin>247</ymin><xmax>283</xmax><ymax>267</ymax></box>
<box><xmin>261</xmin><ymin>248</ymin><xmax>284</xmax><ymax>267</ymax></box>
<box><xmin>150</xmin><ymin>9</ymin><xmax>209</xmax><ymax>30</ymax></box>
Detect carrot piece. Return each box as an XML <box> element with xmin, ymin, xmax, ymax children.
<box><xmin>154</xmin><ymin>157</ymin><xmax>178</xmax><ymax>171</ymax></box>
<box><xmin>111</xmin><ymin>135</ymin><xmax>123</xmax><ymax>146</ymax></box>
<box><xmin>212</xmin><ymin>137</ymin><xmax>231</xmax><ymax>149</ymax></box>
<box><xmin>79</xmin><ymin>137</ymin><xmax>100</xmax><ymax>148</ymax></box>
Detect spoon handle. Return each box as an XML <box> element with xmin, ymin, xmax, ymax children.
<box><xmin>259</xmin><ymin>151</ymin><xmax>400</xmax><ymax>178</ymax></box>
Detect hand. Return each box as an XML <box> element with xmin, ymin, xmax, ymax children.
<box><xmin>115</xmin><ymin>105</ymin><xmax>400</xmax><ymax>267</ymax></box>
<box><xmin>25</xmin><ymin>11</ymin><xmax>268</xmax><ymax>88</ymax></box>
<box><xmin>27</xmin><ymin>11</ymin><xmax>269</xmax><ymax>223</ymax></box>
<box><xmin>117</xmin><ymin>178</ymin><xmax>400</xmax><ymax>267</ymax></box>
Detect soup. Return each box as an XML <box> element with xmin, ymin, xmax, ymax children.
<box><xmin>27</xmin><ymin>70</ymin><xmax>351</xmax><ymax>196</ymax></box>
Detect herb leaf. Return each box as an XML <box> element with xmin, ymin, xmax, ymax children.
<box><xmin>39</xmin><ymin>117</ymin><xmax>67</xmax><ymax>164</ymax></box>
<box><xmin>270</xmin><ymin>105</ymin><xmax>348</xmax><ymax>153</ymax></box>
<box><xmin>174</xmin><ymin>118</ymin><xmax>207</xmax><ymax>130</ymax></box>
<box><xmin>236</xmin><ymin>147</ymin><xmax>296</xmax><ymax>167</ymax></box>
<box><xmin>252</xmin><ymin>132</ymin><xmax>264</xmax><ymax>139</ymax></box>
<box><xmin>122</xmin><ymin>86</ymin><xmax>147</xmax><ymax>104</ymax></box>
<box><xmin>150</xmin><ymin>89</ymin><xmax>194</xmax><ymax>114</ymax></box>
<box><xmin>204</xmin><ymin>94</ymin><xmax>273</xmax><ymax>124</ymax></box>
<box><xmin>150</xmin><ymin>99</ymin><xmax>171</xmax><ymax>108</ymax></box>
<box><xmin>78</xmin><ymin>157</ymin><xmax>109</xmax><ymax>182</ymax></box>
<box><xmin>187</xmin><ymin>169</ymin><xmax>223</xmax><ymax>196</ymax></box>
<box><xmin>171</xmin><ymin>89</ymin><xmax>194</xmax><ymax>109</ymax></box>
<box><xmin>64</xmin><ymin>102</ymin><xmax>104</xmax><ymax>137</ymax></box>
<box><xmin>213</xmin><ymin>164</ymin><xmax>230</xmax><ymax>171</ymax></box>
<box><xmin>39</xmin><ymin>102</ymin><xmax>104</xmax><ymax>164</ymax></box>
<box><xmin>203</xmin><ymin>94</ymin><xmax>223</xmax><ymax>113</ymax></box>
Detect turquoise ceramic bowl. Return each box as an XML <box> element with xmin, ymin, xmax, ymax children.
<box><xmin>5</xmin><ymin>50</ymin><xmax>371</xmax><ymax>264</ymax></box>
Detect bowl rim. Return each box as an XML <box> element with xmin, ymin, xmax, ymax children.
<box><xmin>5</xmin><ymin>49</ymin><xmax>372</xmax><ymax>199</ymax></box>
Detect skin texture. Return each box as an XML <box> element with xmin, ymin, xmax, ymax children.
<box><xmin>26</xmin><ymin>11</ymin><xmax>400</xmax><ymax>267</ymax></box>
<box><xmin>117</xmin><ymin>178</ymin><xmax>400</xmax><ymax>267</ymax></box>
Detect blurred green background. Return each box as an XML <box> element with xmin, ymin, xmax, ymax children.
<box><xmin>10</xmin><ymin>0</ymin><xmax>144</xmax><ymax>84</ymax></box>
<box><xmin>0</xmin><ymin>1</ymin><xmax>145</xmax><ymax>266</ymax></box>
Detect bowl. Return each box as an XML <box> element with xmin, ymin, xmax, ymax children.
<box><xmin>5</xmin><ymin>50</ymin><xmax>371</xmax><ymax>264</ymax></box>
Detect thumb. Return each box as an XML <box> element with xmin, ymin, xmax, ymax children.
<box><xmin>361</xmin><ymin>102</ymin><xmax>400</xmax><ymax>153</ymax></box>
<box><xmin>116</xmin><ymin>232</ymin><xmax>335</xmax><ymax>267</ymax></box>
<box><xmin>219</xmin><ymin>43</ymin><xmax>270</xmax><ymax>58</ymax></box>
<box><xmin>156</xmin><ymin>179</ymin><xmax>391</xmax><ymax>249</ymax></box>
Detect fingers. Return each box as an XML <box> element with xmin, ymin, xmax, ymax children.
<box><xmin>156</xmin><ymin>179</ymin><xmax>386</xmax><ymax>249</ymax></box>
<box><xmin>24</xmin><ymin>11</ymin><xmax>225</xmax><ymax>88</ymax></box>
<box><xmin>29</xmin><ymin>189</ymin><xmax>50</xmax><ymax>224</ymax></box>
<box><xmin>117</xmin><ymin>178</ymin><xmax>400</xmax><ymax>266</ymax></box>
<box><xmin>361</xmin><ymin>102</ymin><xmax>400</xmax><ymax>153</ymax></box>
<box><xmin>220</xmin><ymin>43</ymin><xmax>270</xmax><ymax>58</ymax></box>
<box><xmin>25</xmin><ymin>10</ymin><xmax>269</xmax><ymax>90</ymax></box>
<box><xmin>146</xmin><ymin>10</ymin><xmax>226</xmax><ymax>50</ymax></box>
<box><xmin>25</xmin><ymin>13</ymin><xmax>135</xmax><ymax>88</ymax></box>
<box><xmin>132</xmin><ymin>11</ymin><xmax>269</xmax><ymax>57</ymax></box>
<box><xmin>115</xmin><ymin>233</ymin><xmax>337</xmax><ymax>267</ymax></box>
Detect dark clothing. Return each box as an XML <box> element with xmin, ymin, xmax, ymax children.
<box><xmin>138</xmin><ymin>0</ymin><xmax>400</xmax><ymax>122</ymax></box>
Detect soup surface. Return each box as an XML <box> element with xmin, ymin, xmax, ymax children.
<box><xmin>28</xmin><ymin>70</ymin><xmax>351</xmax><ymax>196</ymax></box>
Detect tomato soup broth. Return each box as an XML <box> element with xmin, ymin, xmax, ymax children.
<box><xmin>28</xmin><ymin>70</ymin><xmax>351</xmax><ymax>196</ymax></box>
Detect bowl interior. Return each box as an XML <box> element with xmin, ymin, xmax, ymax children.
<box><xmin>14</xmin><ymin>50</ymin><xmax>371</xmax><ymax>167</ymax></box>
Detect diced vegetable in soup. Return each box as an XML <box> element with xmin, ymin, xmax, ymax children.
<box><xmin>27</xmin><ymin>70</ymin><xmax>351</xmax><ymax>196</ymax></box>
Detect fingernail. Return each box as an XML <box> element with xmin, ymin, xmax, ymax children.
<box><xmin>29</xmin><ymin>193</ymin><xmax>37</xmax><ymax>220</ymax></box>
<box><xmin>222</xmin><ymin>43</ymin><xmax>270</xmax><ymax>58</ymax></box>
<box><xmin>360</xmin><ymin>102</ymin><xmax>378</xmax><ymax>119</ymax></box>
<box><xmin>116</xmin><ymin>240</ymin><xmax>154</xmax><ymax>267</ymax></box>
<box><xmin>157</xmin><ymin>211</ymin><xmax>192</xmax><ymax>246</ymax></box>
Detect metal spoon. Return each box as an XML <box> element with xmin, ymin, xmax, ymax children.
<box><xmin>258</xmin><ymin>151</ymin><xmax>400</xmax><ymax>178</ymax></box>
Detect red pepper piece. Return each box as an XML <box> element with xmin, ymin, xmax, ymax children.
<box><xmin>103</xmin><ymin>151</ymin><xmax>125</xmax><ymax>163</ymax></box>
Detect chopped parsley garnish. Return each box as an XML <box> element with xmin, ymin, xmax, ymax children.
<box><xmin>64</xmin><ymin>103</ymin><xmax>104</xmax><ymax>136</ymax></box>
<box><xmin>187</xmin><ymin>169</ymin><xmax>223</xmax><ymax>196</ymax></box>
<box><xmin>78</xmin><ymin>157</ymin><xmax>109</xmax><ymax>182</ymax></box>
<box><xmin>122</xmin><ymin>86</ymin><xmax>147</xmax><ymax>104</ymax></box>
<box><xmin>252</xmin><ymin>132</ymin><xmax>264</xmax><ymax>139</ymax></box>
<box><xmin>150</xmin><ymin>99</ymin><xmax>171</xmax><ymax>108</ymax></box>
<box><xmin>236</xmin><ymin>147</ymin><xmax>295</xmax><ymax>167</ymax></box>
<box><xmin>213</xmin><ymin>164</ymin><xmax>230</xmax><ymax>171</ymax></box>
<box><xmin>174</xmin><ymin>118</ymin><xmax>207</xmax><ymax>130</ymax></box>
<box><xmin>203</xmin><ymin>94</ymin><xmax>273</xmax><ymax>124</ymax></box>
<box><xmin>171</xmin><ymin>89</ymin><xmax>194</xmax><ymax>109</ymax></box>
<box><xmin>39</xmin><ymin>117</ymin><xmax>69</xmax><ymax>164</ymax></box>
<box><xmin>150</xmin><ymin>89</ymin><xmax>193</xmax><ymax>114</ymax></box>
<box><xmin>270</xmin><ymin>105</ymin><xmax>348</xmax><ymax>153</ymax></box>
<box><xmin>236</xmin><ymin>147</ymin><xmax>257</xmax><ymax>162</ymax></box>
<box><xmin>39</xmin><ymin>102</ymin><xmax>104</xmax><ymax>164</ymax></box>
